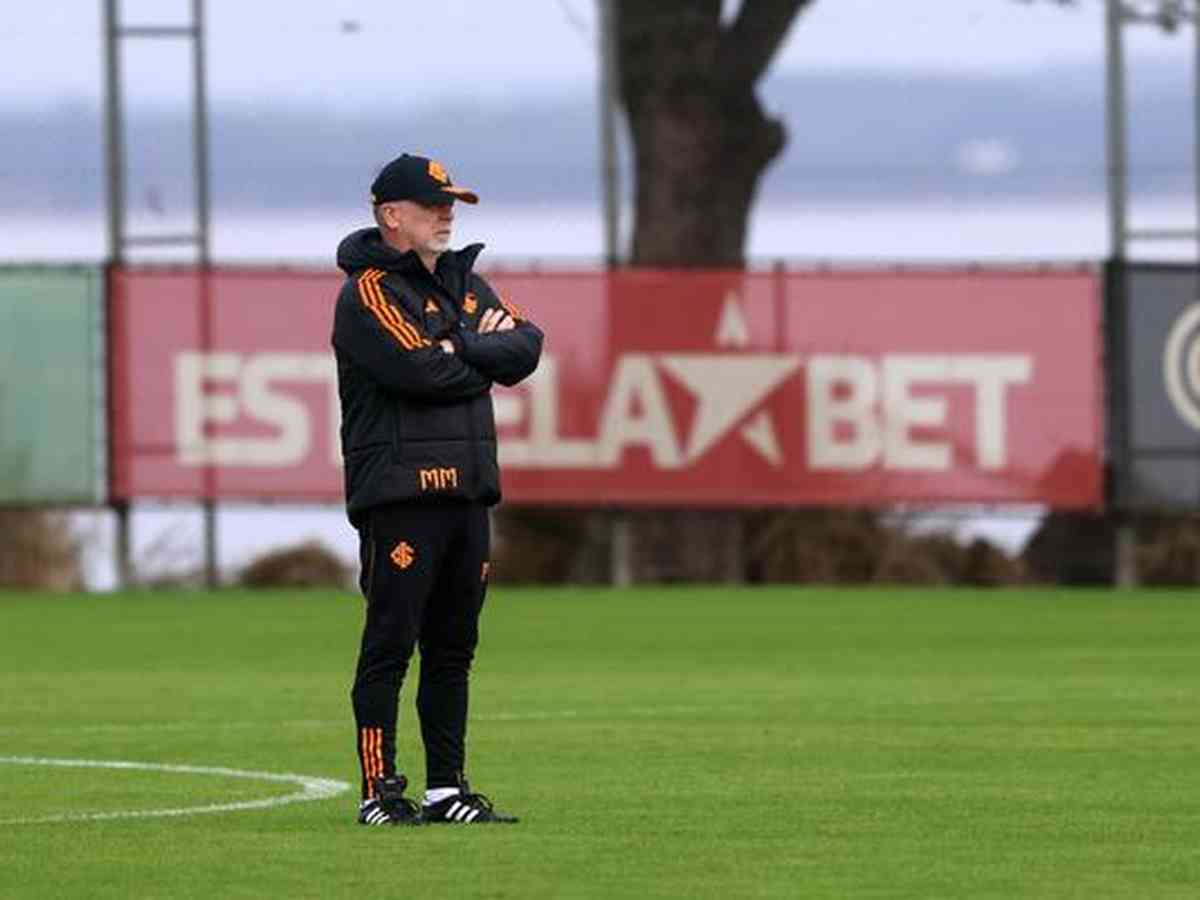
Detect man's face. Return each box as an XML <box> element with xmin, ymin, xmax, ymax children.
<box><xmin>380</xmin><ymin>199</ymin><xmax>454</xmax><ymax>256</ymax></box>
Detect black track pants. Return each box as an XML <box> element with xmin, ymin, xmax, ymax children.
<box><xmin>350</xmin><ymin>502</ymin><xmax>490</xmax><ymax>799</ymax></box>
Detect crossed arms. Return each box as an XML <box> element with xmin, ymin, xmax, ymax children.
<box><xmin>334</xmin><ymin>272</ymin><xmax>543</xmax><ymax>402</ymax></box>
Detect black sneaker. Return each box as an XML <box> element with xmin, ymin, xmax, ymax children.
<box><xmin>357</xmin><ymin>774</ymin><xmax>423</xmax><ymax>826</ymax></box>
<box><xmin>423</xmin><ymin>779</ymin><xmax>518</xmax><ymax>824</ymax></box>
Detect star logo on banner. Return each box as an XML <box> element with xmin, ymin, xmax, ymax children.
<box><xmin>658</xmin><ymin>292</ymin><xmax>800</xmax><ymax>468</ymax></box>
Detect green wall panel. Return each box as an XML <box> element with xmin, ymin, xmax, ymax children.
<box><xmin>0</xmin><ymin>267</ymin><xmax>104</xmax><ymax>504</ymax></box>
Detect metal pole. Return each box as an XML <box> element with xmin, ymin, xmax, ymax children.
<box><xmin>102</xmin><ymin>0</ymin><xmax>125</xmax><ymax>266</ymax></box>
<box><xmin>1194</xmin><ymin>4</ymin><xmax>1200</xmax><ymax>258</ymax></box>
<box><xmin>192</xmin><ymin>0</ymin><xmax>218</xmax><ymax>588</ymax></box>
<box><xmin>598</xmin><ymin>0</ymin><xmax>632</xmax><ymax>584</ymax></box>
<box><xmin>1106</xmin><ymin>0</ymin><xmax>1128</xmax><ymax>262</ymax></box>
<box><xmin>598</xmin><ymin>0</ymin><xmax>620</xmax><ymax>268</ymax></box>
<box><xmin>1105</xmin><ymin>0</ymin><xmax>1138</xmax><ymax>588</ymax></box>
<box><xmin>103</xmin><ymin>0</ymin><xmax>134</xmax><ymax>589</ymax></box>
<box><xmin>193</xmin><ymin>0</ymin><xmax>211</xmax><ymax>264</ymax></box>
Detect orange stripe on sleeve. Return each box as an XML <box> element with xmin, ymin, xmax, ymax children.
<box><xmin>499</xmin><ymin>297</ymin><xmax>525</xmax><ymax>321</ymax></box>
<box><xmin>377</xmin><ymin>291</ymin><xmax>432</xmax><ymax>348</ymax></box>
<box><xmin>375</xmin><ymin>297</ymin><xmax>427</xmax><ymax>349</ymax></box>
<box><xmin>359</xmin><ymin>271</ymin><xmax>417</xmax><ymax>350</ymax></box>
<box><xmin>360</xmin><ymin>270</ymin><xmax>417</xmax><ymax>350</ymax></box>
<box><xmin>369</xmin><ymin>271</ymin><xmax>433</xmax><ymax>347</ymax></box>
<box><xmin>358</xmin><ymin>271</ymin><xmax>414</xmax><ymax>349</ymax></box>
<box><xmin>400</xmin><ymin>319</ymin><xmax>432</xmax><ymax>348</ymax></box>
<box><xmin>358</xmin><ymin>270</ymin><xmax>434</xmax><ymax>350</ymax></box>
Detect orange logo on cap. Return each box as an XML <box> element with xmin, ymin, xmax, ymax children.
<box><xmin>428</xmin><ymin>160</ymin><xmax>449</xmax><ymax>184</ymax></box>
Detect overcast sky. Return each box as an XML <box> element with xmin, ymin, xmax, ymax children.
<box><xmin>1</xmin><ymin>0</ymin><xmax>1191</xmax><ymax>110</ymax></box>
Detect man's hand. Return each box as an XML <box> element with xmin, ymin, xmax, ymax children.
<box><xmin>478</xmin><ymin>307</ymin><xmax>515</xmax><ymax>334</ymax></box>
<box><xmin>439</xmin><ymin>339</ymin><xmax>455</xmax><ymax>354</ymax></box>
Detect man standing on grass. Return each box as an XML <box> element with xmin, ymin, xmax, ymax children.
<box><xmin>331</xmin><ymin>153</ymin><xmax>542</xmax><ymax>826</ymax></box>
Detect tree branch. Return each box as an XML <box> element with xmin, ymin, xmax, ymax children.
<box><xmin>720</xmin><ymin>0</ymin><xmax>814</xmax><ymax>88</ymax></box>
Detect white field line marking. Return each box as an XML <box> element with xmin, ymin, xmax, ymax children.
<box><xmin>0</xmin><ymin>719</ymin><xmax>347</xmax><ymax>736</ymax></box>
<box><xmin>0</xmin><ymin>757</ymin><xmax>350</xmax><ymax>826</ymax></box>
<box><xmin>0</xmin><ymin>705</ymin><xmax>738</xmax><ymax>737</ymax></box>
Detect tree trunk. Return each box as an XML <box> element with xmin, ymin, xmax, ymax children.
<box><xmin>616</xmin><ymin>0</ymin><xmax>810</xmax><ymax>266</ymax></box>
<box><xmin>609</xmin><ymin>1</ymin><xmax>810</xmax><ymax>581</ymax></box>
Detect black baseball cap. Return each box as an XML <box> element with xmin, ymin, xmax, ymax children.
<box><xmin>370</xmin><ymin>154</ymin><xmax>479</xmax><ymax>206</ymax></box>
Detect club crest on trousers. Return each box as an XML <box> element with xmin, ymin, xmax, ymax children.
<box><xmin>390</xmin><ymin>541</ymin><xmax>415</xmax><ymax>570</ymax></box>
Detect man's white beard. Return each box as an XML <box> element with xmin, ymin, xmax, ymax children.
<box><xmin>428</xmin><ymin>234</ymin><xmax>451</xmax><ymax>254</ymax></box>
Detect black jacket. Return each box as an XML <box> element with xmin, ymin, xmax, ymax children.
<box><xmin>332</xmin><ymin>227</ymin><xmax>543</xmax><ymax>525</ymax></box>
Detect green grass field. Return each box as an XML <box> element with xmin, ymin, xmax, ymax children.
<box><xmin>1</xmin><ymin>586</ymin><xmax>1197</xmax><ymax>899</ymax></box>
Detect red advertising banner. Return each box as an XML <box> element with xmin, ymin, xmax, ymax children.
<box><xmin>109</xmin><ymin>266</ymin><xmax>1102</xmax><ymax>508</ymax></box>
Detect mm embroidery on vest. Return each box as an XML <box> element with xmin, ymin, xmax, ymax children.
<box><xmin>419</xmin><ymin>467</ymin><xmax>459</xmax><ymax>491</ymax></box>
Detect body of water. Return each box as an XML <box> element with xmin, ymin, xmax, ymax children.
<box><xmin>5</xmin><ymin>197</ymin><xmax>1197</xmax><ymax>265</ymax></box>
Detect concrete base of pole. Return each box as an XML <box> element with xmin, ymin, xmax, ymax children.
<box><xmin>611</xmin><ymin>514</ymin><xmax>632</xmax><ymax>587</ymax></box>
<box><xmin>1114</xmin><ymin>521</ymin><xmax>1138</xmax><ymax>587</ymax></box>
<box><xmin>114</xmin><ymin>502</ymin><xmax>133</xmax><ymax>589</ymax></box>
<box><xmin>203</xmin><ymin>500</ymin><xmax>219</xmax><ymax>588</ymax></box>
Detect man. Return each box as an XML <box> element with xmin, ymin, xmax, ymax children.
<box><xmin>331</xmin><ymin>153</ymin><xmax>543</xmax><ymax>826</ymax></box>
